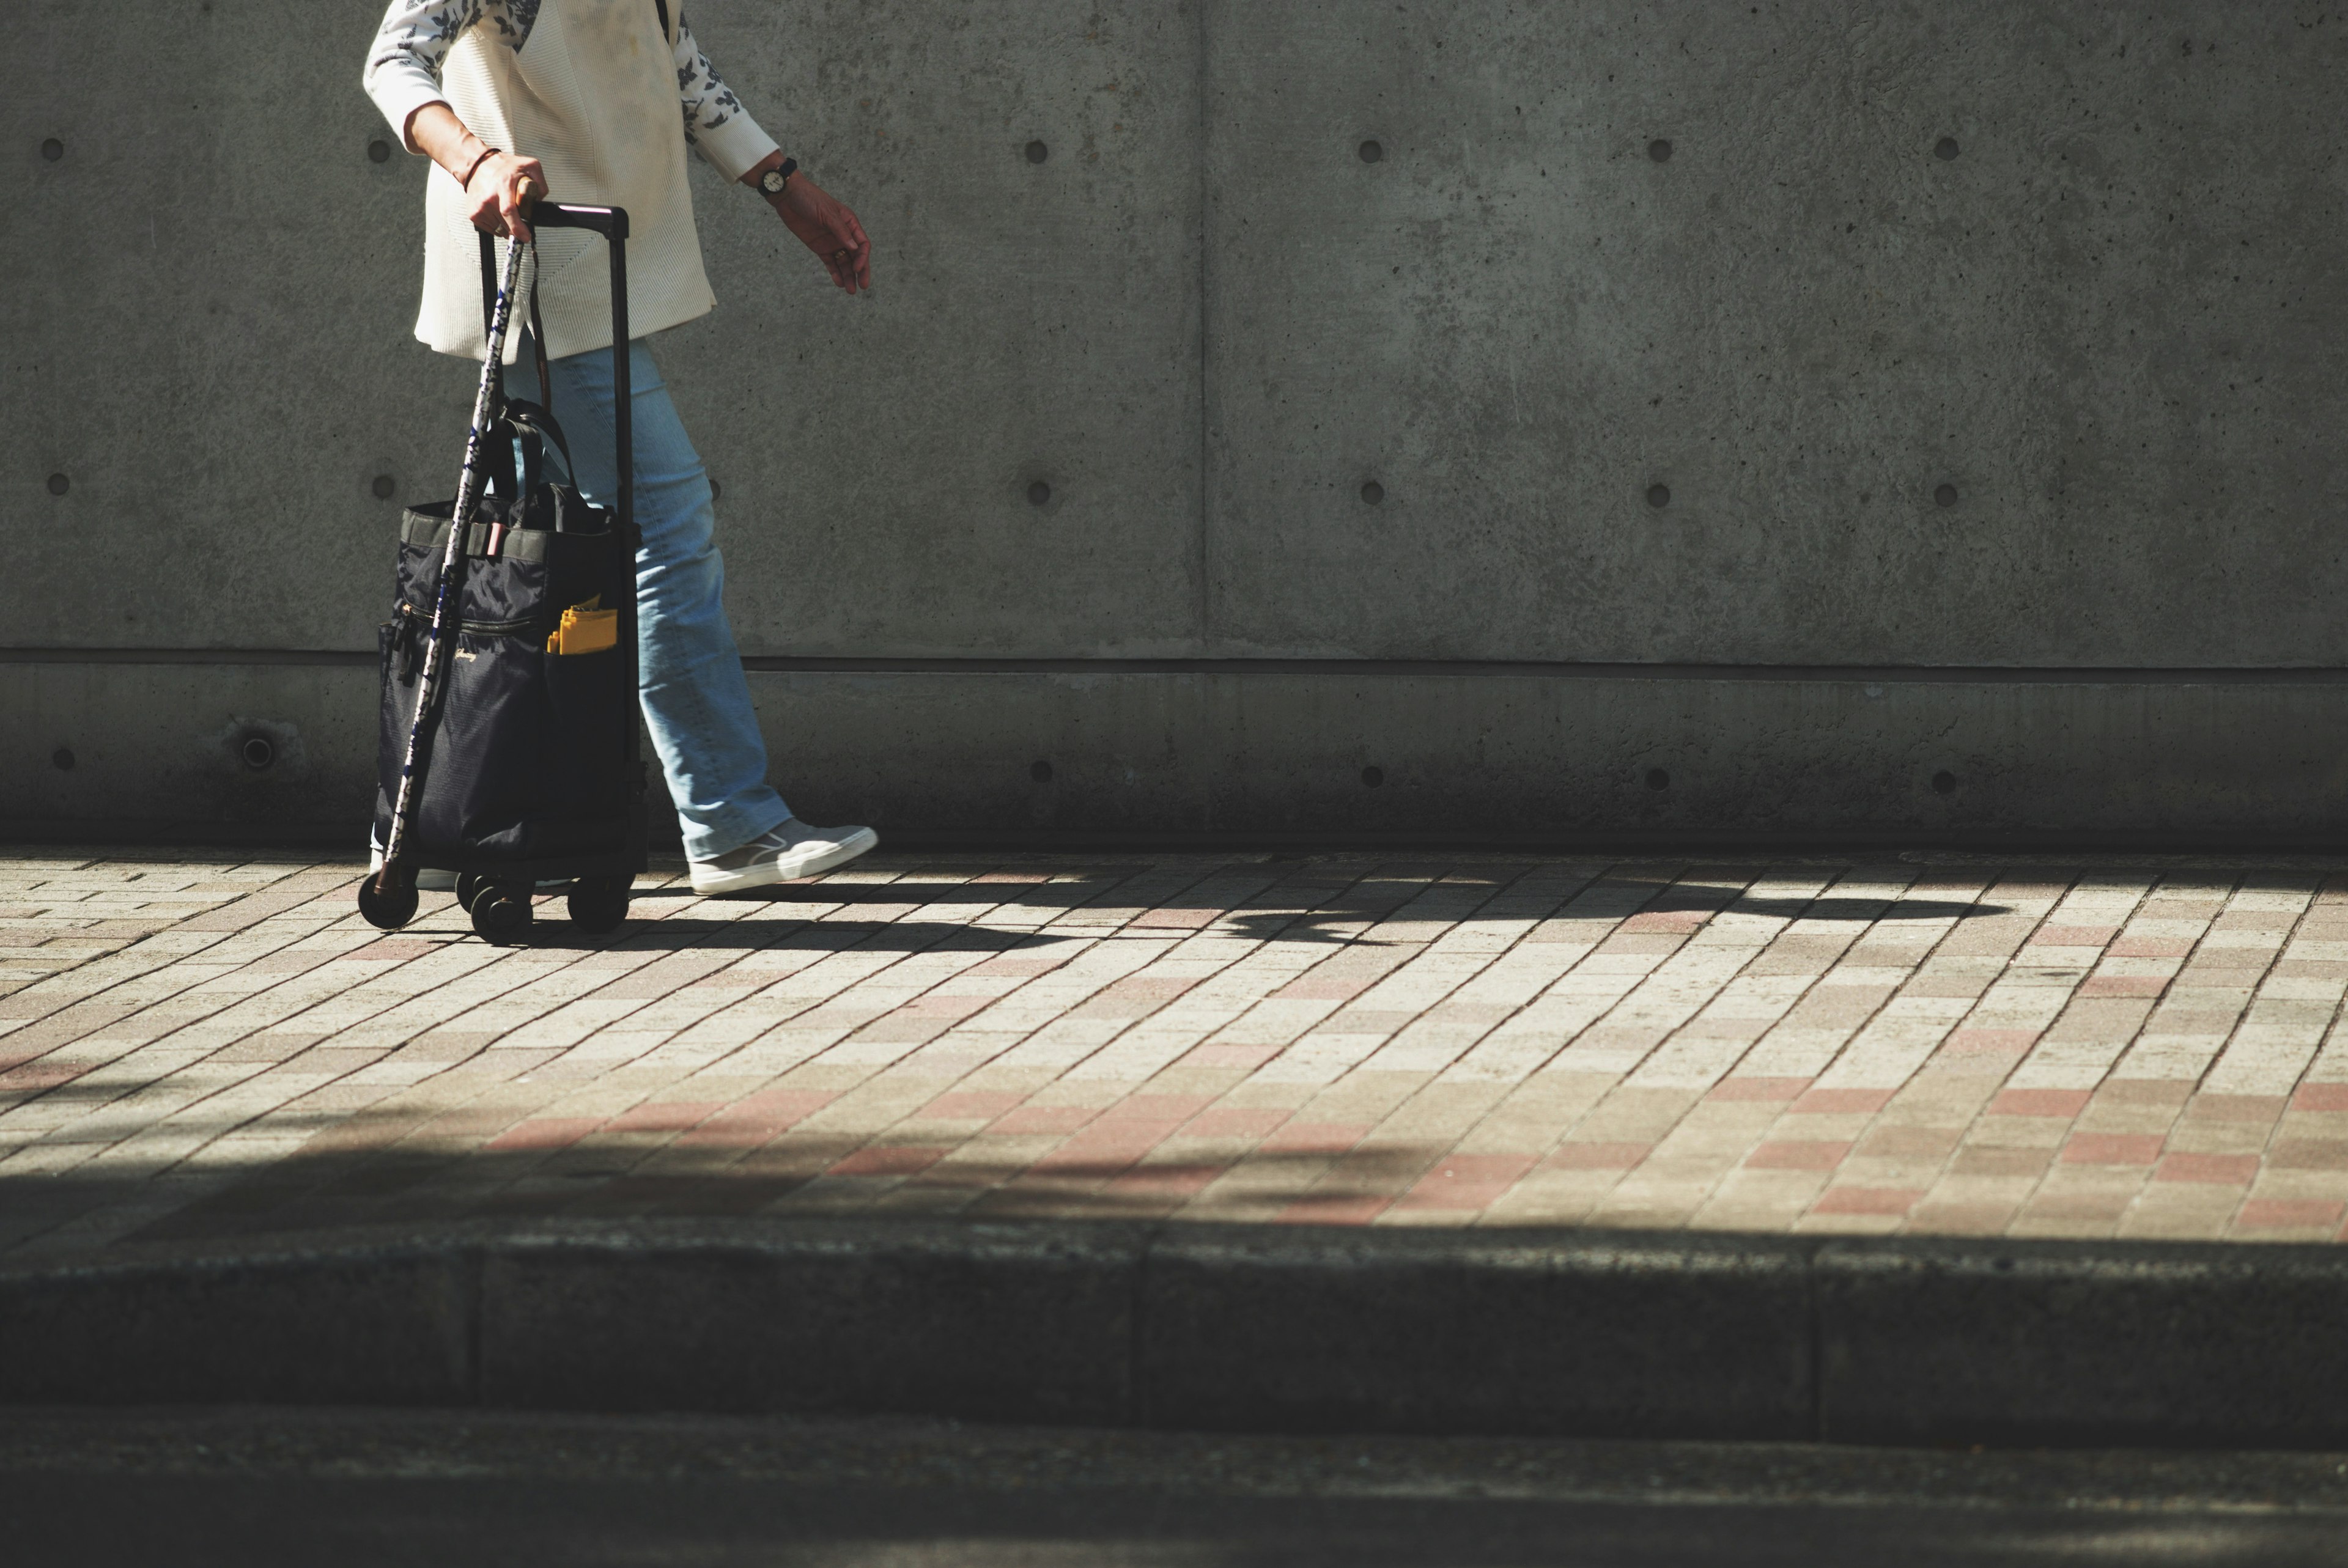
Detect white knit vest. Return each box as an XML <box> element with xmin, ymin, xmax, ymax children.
<box><xmin>422</xmin><ymin>1</ymin><xmax>712</xmax><ymax>363</ymax></box>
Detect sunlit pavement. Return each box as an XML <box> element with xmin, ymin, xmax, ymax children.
<box><xmin>7</xmin><ymin>848</ymin><xmax>2348</xmax><ymax>1253</ymax></box>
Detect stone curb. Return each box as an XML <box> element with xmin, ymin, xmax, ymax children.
<box><xmin>5</xmin><ymin>1220</ymin><xmax>2346</xmax><ymax>1450</ymax></box>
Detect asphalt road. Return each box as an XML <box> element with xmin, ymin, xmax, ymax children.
<box><xmin>4</xmin><ymin>1410</ymin><xmax>2346</xmax><ymax>1566</ymax></box>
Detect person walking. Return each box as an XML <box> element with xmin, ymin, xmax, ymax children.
<box><xmin>363</xmin><ymin>0</ymin><xmax>876</xmax><ymax>893</ymax></box>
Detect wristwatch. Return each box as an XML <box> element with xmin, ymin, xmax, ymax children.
<box><xmin>758</xmin><ymin>158</ymin><xmax>798</xmax><ymax>197</ymax></box>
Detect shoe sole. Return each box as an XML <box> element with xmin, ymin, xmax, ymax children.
<box><xmin>690</xmin><ymin>827</ymin><xmax>879</xmax><ymax>894</ymax></box>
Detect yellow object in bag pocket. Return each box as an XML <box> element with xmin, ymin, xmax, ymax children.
<box><xmin>547</xmin><ymin>597</ymin><xmax>618</xmax><ymax>655</ymax></box>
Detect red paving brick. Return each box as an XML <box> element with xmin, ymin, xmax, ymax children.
<box><xmin>1397</xmin><ymin>1154</ymin><xmax>1540</xmax><ymax>1210</ymax></box>
<box><xmin>2080</xmin><ymin>976</ymin><xmax>2167</xmax><ymax>998</ymax></box>
<box><xmin>2062</xmin><ymin>1134</ymin><xmax>2168</xmax><ymax>1166</ymax></box>
<box><xmin>1261</xmin><ymin>1122</ymin><xmax>1373</xmax><ymax>1156</ymax></box>
<box><xmin>679</xmin><ymin>1090</ymin><xmax>838</xmax><ymax>1147</ymax></box>
<box><xmin>2156</xmin><ymin>1153</ymin><xmax>2262</xmax><ymax>1185</ymax></box>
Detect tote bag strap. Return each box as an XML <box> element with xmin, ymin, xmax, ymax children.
<box><xmin>527</xmin><ymin>246</ymin><xmax>553</xmax><ymax>424</ymax></box>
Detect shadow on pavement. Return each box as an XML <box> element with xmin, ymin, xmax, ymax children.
<box><xmin>1</xmin><ymin>1132</ymin><xmax>1444</xmax><ymax>1254</ymax></box>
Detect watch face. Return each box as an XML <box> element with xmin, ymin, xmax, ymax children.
<box><xmin>762</xmin><ymin>169</ymin><xmax>785</xmax><ymax>193</ymax></box>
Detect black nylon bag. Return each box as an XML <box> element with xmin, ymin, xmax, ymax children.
<box><xmin>372</xmin><ymin>472</ymin><xmax>638</xmax><ymax>868</ymax></box>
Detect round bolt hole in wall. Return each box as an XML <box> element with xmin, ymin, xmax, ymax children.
<box><xmin>1935</xmin><ymin>484</ymin><xmax>1959</xmax><ymax>508</ymax></box>
<box><xmin>1359</xmin><ymin>480</ymin><xmax>1384</xmax><ymax>506</ymax></box>
<box><xmin>1646</xmin><ymin>484</ymin><xmax>1671</xmax><ymax>510</ymax></box>
<box><xmin>240</xmin><ymin>735</ymin><xmax>276</xmax><ymax>771</ymax></box>
<box><xmin>1030</xmin><ymin>760</ymin><xmax>1054</xmax><ymax>784</ymax></box>
<box><xmin>1648</xmin><ymin>138</ymin><xmax>1673</xmax><ymax>162</ymax></box>
<box><xmin>1025</xmin><ymin>140</ymin><xmax>1049</xmax><ymax>164</ymax></box>
<box><xmin>46</xmin><ymin>473</ymin><xmax>69</xmax><ymax>496</ymax></box>
<box><xmin>372</xmin><ymin>474</ymin><xmax>396</xmax><ymax>500</ymax></box>
<box><xmin>1936</xmin><ymin>136</ymin><xmax>1962</xmax><ymax>161</ymax></box>
<box><xmin>41</xmin><ymin>138</ymin><xmax>64</xmax><ymax>161</ymax></box>
<box><xmin>1027</xmin><ymin>480</ymin><xmax>1052</xmax><ymax>506</ymax></box>
<box><xmin>1933</xmin><ymin>770</ymin><xmax>1959</xmax><ymax>796</ymax></box>
<box><xmin>368</xmin><ymin>138</ymin><xmax>392</xmax><ymax>163</ymax></box>
<box><xmin>52</xmin><ymin>748</ymin><xmax>75</xmax><ymax>771</ymax></box>
<box><xmin>1358</xmin><ymin>139</ymin><xmax>1383</xmax><ymax>163</ymax></box>
<box><xmin>1646</xmin><ymin>768</ymin><xmax>1671</xmax><ymax>792</ymax></box>
<box><xmin>1361</xmin><ymin>767</ymin><xmax>1385</xmax><ymax>789</ymax></box>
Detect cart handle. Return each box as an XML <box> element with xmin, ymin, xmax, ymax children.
<box><xmin>475</xmin><ymin>201</ymin><xmax>633</xmax><ymax>540</ymax></box>
<box><xmin>530</xmin><ymin>202</ymin><xmax>630</xmax><ymax>241</ymax></box>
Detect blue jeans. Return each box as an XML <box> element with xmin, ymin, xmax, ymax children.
<box><xmin>507</xmin><ymin>337</ymin><xmax>789</xmax><ymax>861</ymax></box>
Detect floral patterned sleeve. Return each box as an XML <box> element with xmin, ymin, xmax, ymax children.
<box><xmin>671</xmin><ymin>11</ymin><xmax>781</xmax><ymax>182</ymax></box>
<box><xmin>363</xmin><ymin>0</ymin><xmax>537</xmax><ymax>152</ymax></box>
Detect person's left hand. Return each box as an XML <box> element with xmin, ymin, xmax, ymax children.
<box><xmin>764</xmin><ymin>174</ymin><xmax>872</xmax><ymax>293</ymax></box>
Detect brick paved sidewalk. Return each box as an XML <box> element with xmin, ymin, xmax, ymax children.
<box><xmin>6</xmin><ymin>848</ymin><xmax>2348</xmax><ymax>1257</ymax></box>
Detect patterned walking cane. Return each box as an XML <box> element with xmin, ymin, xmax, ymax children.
<box><xmin>370</xmin><ymin>234</ymin><xmax>530</xmax><ymax>903</ymax></box>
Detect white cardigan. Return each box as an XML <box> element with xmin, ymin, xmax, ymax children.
<box><xmin>363</xmin><ymin>0</ymin><xmax>780</xmax><ymax>363</ymax></box>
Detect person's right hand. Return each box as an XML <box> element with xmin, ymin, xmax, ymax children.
<box><xmin>464</xmin><ymin>150</ymin><xmax>544</xmax><ymax>242</ymax></box>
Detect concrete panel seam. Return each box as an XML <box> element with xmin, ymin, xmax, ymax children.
<box><xmin>18</xmin><ymin>650</ymin><xmax>2348</xmax><ymax>685</ymax></box>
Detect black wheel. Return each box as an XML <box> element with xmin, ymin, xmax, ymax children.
<box><xmin>470</xmin><ymin>880</ymin><xmax>535</xmax><ymax>944</ymax></box>
<box><xmin>454</xmin><ymin>872</ymin><xmax>490</xmax><ymax>912</ymax></box>
<box><xmin>566</xmin><ymin>874</ymin><xmax>632</xmax><ymax>936</ymax></box>
<box><xmin>357</xmin><ymin>877</ymin><xmax>419</xmax><ymax>932</ymax></box>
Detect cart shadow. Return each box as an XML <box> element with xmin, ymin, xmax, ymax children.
<box><xmin>502</xmin><ymin>918</ymin><xmax>1082</xmax><ymax>955</ymax></box>
<box><xmin>1722</xmin><ymin>897</ymin><xmax>2008</xmax><ymax>922</ymax></box>
<box><xmin>627</xmin><ymin>878</ymin><xmax>1152</xmax><ymax>907</ymax></box>
<box><xmin>581</xmin><ymin>885</ymin><xmax>2017</xmax><ymax>952</ymax></box>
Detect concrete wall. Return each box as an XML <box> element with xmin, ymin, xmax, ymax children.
<box><xmin>6</xmin><ymin>2</ymin><xmax>2348</xmax><ymax>842</ymax></box>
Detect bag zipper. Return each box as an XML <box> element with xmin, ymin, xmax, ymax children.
<box><xmin>395</xmin><ymin>598</ymin><xmax>544</xmax><ymax>639</ymax></box>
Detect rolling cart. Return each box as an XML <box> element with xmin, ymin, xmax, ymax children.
<box><xmin>358</xmin><ymin>202</ymin><xmax>647</xmax><ymax>943</ymax></box>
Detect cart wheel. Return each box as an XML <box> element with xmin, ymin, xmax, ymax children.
<box><xmin>357</xmin><ymin>877</ymin><xmax>419</xmax><ymax>932</ymax></box>
<box><xmin>566</xmin><ymin>875</ymin><xmax>632</xmax><ymax>937</ymax></box>
<box><xmin>454</xmin><ymin>872</ymin><xmax>490</xmax><ymax>912</ymax></box>
<box><xmin>470</xmin><ymin>880</ymin><xmax>535</xmax><ymax>944</ymax></box>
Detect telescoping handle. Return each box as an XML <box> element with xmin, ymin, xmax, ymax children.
<box><xmin>476</xmin><ymin>201</ymin><xmax>632</xmax><ymax>539</ymax></box>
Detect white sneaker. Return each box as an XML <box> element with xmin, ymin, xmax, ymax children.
<box><xmin>689</xmin><ymin>819</ymin><xmax>877</xmax><ymax>893</ymax></box>
<box><xmin>368</xmin><ymin>837</ymin><xmax>457</xmax><ymax>891</ymax></box>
